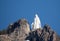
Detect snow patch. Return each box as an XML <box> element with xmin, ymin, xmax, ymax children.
<box><xmin>31</xmin><ymin>14</ymin><xmax>42</xmax><ymax>31</ymax></box>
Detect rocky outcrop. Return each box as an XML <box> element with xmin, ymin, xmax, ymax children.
<box><xmin>0</xmin><ymin>18</ymin><xmax>60</xmax><ymax>41</ymax></box>
<box><xmin>26</xmin><ymin>24</ymin><xmax>59</xmax><ymax>41</ymax></box>
<box><xmin>0</xmin><ymin>18</ymin><xmax>30</xmax><ymax>41</ymax></box>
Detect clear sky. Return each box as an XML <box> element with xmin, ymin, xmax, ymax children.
<box><xmin>0</xmin><ymin>0</ymin><xmax>60</xmax><ymax>35</ymax></box>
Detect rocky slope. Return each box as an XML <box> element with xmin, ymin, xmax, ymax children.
<box><xmin>26</xmin><ymin>24</ymin><xmax>59</xmax><ymax>41</ymax></box>
<box><xmin>0</xmin><ymin>18</ymin><xmax>30</xmax><ymax>41</ymax></box>
<box><xmin>0</xmin><ymin>18</ymin><xmax>60</xmax><ymax>41</ymax></box>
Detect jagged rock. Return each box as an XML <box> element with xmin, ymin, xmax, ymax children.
<box><xmin>0</xmin><ymin>19</ymin><xmax>60</xmax><ymax>41</ymax></box>
<box><xmin>26</xmin><ymin>24</ymin><xmax>59</xmax><ymax>41</ymax></box>
<box><xmin>0</xmin><ymin>18</ymin><xmax>30</xmax><ymax>41</ymax></box>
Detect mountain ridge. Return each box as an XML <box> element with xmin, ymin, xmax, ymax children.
<box><xmin>0</xmin><ymin>18</ymin><xmax>60</xmax><ymax>41</ymax></box>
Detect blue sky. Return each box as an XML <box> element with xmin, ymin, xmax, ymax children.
<box><xmin>0</xmin><ymin>0</ymin><xmax>60</xmax><ymax>35</ymax></box>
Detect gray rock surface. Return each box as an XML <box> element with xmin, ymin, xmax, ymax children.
<box><xmin>26</xmin><ymin>24</ymin><xmax>60</xmax><ymax>41</ymax></box>
<box><xmin>0</xmin><ymin>18</ymin><xmax>30</xmax><ymax>41</ymax></box>
<box><xmin>0</xmin><ymin>19</ymin><xmax>60</xmax><ymax>41</ymax></box>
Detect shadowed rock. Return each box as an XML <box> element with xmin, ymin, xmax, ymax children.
<box><xmin>0</xmin><ymin>18</ymin><xmax>30</xmax><ymax>41</ymax></box>
<box><xmin>26</xmin><ymin>24</ymin><xmax>59</xmax><ymax>41</ymax></box>
<box><xmin>0</xmin><ymin>19</ymin><xmax>60</xmax><ymax>41</ymax></box>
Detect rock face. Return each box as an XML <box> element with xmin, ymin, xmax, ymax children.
<box><xmin>26</xmin><ymin>24</ymin><xmax>58</xmax><ymax>41</ymax></box>
<box><xmin>0</xmin><ymin>18</ymin><xmax>30</xmax><ymax>41</ymax></box>
<box><xmin>0</xmin><ymin>18</ymin><xmax>60</xmax><ymax>41</ymax></box>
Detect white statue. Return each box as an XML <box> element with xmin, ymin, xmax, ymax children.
<box><xmin>31</xmin><ymin>14</ymin><xmax>42</xmax><ymax>31</ymax></box>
